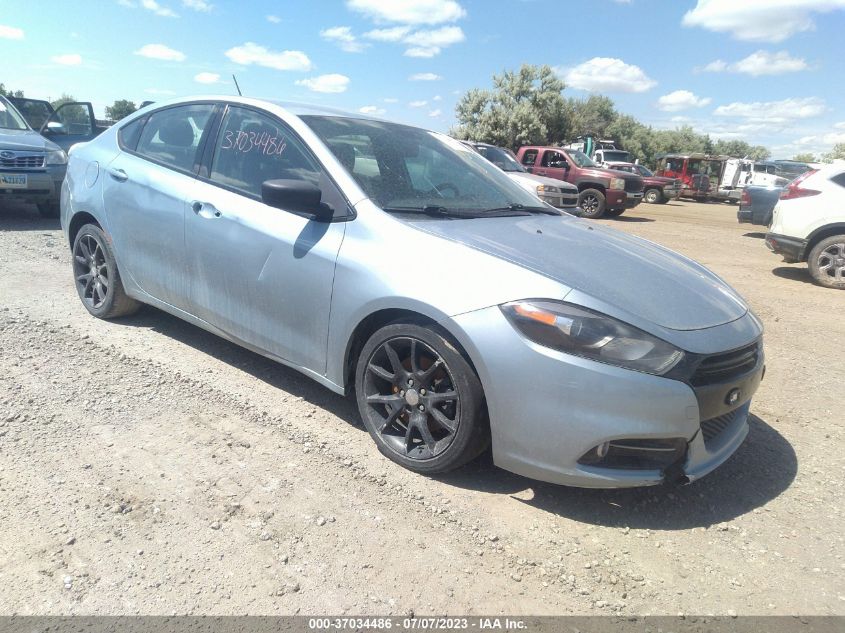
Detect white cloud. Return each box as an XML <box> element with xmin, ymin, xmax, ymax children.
<box><xmin>823</xmin><ymin>131</ymin><xmax>845</xmax><ymax>144</ymax></box>
<box><xmin>835</xmin><ymin>122</ymin><xmax>845</xmax><ymax>130</ymax></box>
<box><xmin>364</xmin><ymin>26</ymin><xmax>413</xmax><ymax>41</ymax></box>
<box><xmin>134</xmin><ymin>43</ymin><xmax>186</xmax><ymax>61</ymax></box>
<box><xmin>429</xmin><ymin>108</ymin><xmax>442</xmax><ymax>117</ymax></box>
<box><xmin>320</xmin><ymin>26</ymin><xmax>369</xmax><ymax>53</ymax></box>
<box><xmin>682</xmin><ymin>0</ymin><xmax>845</xmax><ymax>43</ymax></box>
<box><xmin>432</xmin><ymin>95</ymin><xmax>442</xmax><ymax>101</ymax></box>
<box><xmin>51</xmin><ymin>53</ymin><xmax>83</xmax><ymax>66</ymax></box>
<box><xmin>182</xmin><ymin>0</ymin><xmax>212</xmax><ymax>10</ymax></box>
<box><xmin>563</xmin><ymin>57</ymin><xmax>656</xmax><ymax>93</ymax></box>
<box><xmin>402</xmin><ymin>25</ymin><xmax>464</xmax><ymax>57</ymax></box>
<box><xmin>347</xmin><ymin>0</ymin><xmax>466</xmax><ymax>25</ymax></box>
<box><xmin>0</xmin><ymin>24</ymin><xmax>24</xmax><ymax>39</ymax></box>
<box><xmin>266</xmin><ymin>14</ymin><xmax>281</xmax><ymax>23</ymax></box>
<box><xmin>656</xmin><ymin>90</ymin><xmax>711</xmax><ymax>112</ymax></box>
<box><xmin>140</xmin><ymin>0</ymin><xmax>177</xmax><ymax>17</ymax></box>
<box><xmin>383</xmin><ymin>98</ymin><xmax>399</xmax><ymax>103</ymax></box>
<box><xmin>359</xmin><ymin>105</ymin><xmax>386</xmax><ymax>115</ymax></box>
<box><xmin>700</xmin><ymin>50</ymin><xmax>808</xmax><ymax>75</ymax></box>
<box><xmin>295</xmin><ymin>74</ymin><xmax>350</xmax><ymax>93</ymax></box>
<box><xmin>409</xmin><ymin>72</ymin><xmax>442</xmax><ymax>81</ymax></box>
<box><xmin>714</xmin><ymin>97</ymin><xmax>827</xmax><ymax>123</ymax></box>
<box><xmin>225</xmin><ymin>42</ymin><xmax>312</xmax><ymax>71</ymax></box>
<box><xmin>194</xmin><ymin>72</ymin><xmax>220</xmax><ymax>84</ymax></box>
<box><xmin>409</xmin><ymin>100</ymin><xmax>428</xmax><ymax>107</ymax></box>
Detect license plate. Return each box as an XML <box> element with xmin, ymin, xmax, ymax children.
<box><xmin>0</xmin><ymin>173</ymin><xmax>27</xmax><ymax>189</ymax></box>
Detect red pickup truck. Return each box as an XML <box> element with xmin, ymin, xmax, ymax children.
<box><xmin>516</xmin><ymin>146</ymin><xmax>644</xmax><ymax>218</ymax></box>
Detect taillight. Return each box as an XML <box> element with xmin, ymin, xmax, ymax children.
<box><xmin>740</xmin><ymin>189</ymin><xmax>751</xmax><ymax>206</ymax></box>
<box><xmin>780</xmin><ymin>169</ymin><xmax>820</xmax><ymax>200</ymax></box>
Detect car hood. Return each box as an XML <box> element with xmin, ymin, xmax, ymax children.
<box><xmin>413</xmin><ymin>215</ymin><xmax>747</xmax><ymax>331</ymax></box>
<box><xmin>0</xmin><ymin>128</ymin><xmax>59</xmax><ymax>152</ymax></box>
<box><xmin>507</xmin><ymin>171</ymin><xmax>578</xmax><ymax>192</ymax></box>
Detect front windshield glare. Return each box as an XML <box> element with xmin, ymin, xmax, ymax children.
<box><xmin>568</xmin><ymin>150</ymin><xmax>596</xmax><ymax>168</ymax></box>
<box><xmin>302</xmin><ymin>116</ymin><xmax>545</xmax><ymax>214</ymax></box>
<box><xmin>0</xmin><ymin>97</ymin><xmax>28</xmax><ymax>131</ymax></box>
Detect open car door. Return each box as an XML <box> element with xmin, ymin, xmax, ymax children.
<box><xmin>9</xmin><ymin>97</ymin><xmax>108</xmax><ymax>152</ymax></box>
<box><xmin>6</xmin><ymin>97</ymin><xmax>54</xmax><ymax>130</ymax></box>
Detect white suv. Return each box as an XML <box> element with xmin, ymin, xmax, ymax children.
<box><xmin>766</xmin><ymin>164</ymin><xmax>845</xmax><ymax>289</ymax></box>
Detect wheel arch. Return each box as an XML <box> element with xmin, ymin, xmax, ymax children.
<box><xmin>67</xmin><ymin>210</ymin><xmax>103</xmax><ymax>248</ymax></box>
<box><xmin>804</xmin><ymin>223</ymin><xmax>845</xmax><ymax>261</ymax></box>
<box><xmin>577</xmin><ymin>181</ymin><xmax>606</xmax><ymax>193</ymax></box>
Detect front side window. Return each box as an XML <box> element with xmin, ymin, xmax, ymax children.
<box><xmin>521</xmin><ymin>149</ymin><xmax>538</xmax><ymax>166</ymax></box>
<box><xmin>210</xmin><ymin>106</ymin><xmax>321</xmax><ymax>198</ymax></box>
<box><xmin>302</xmin><ymin>115</ymin><xmax>545</xmax><ymax>215</ymax></box>
<box><xmin>135</xmin><ymin>104</ymin><xmax>215</xmax><ymax>173</ymax></box>
<box><xmin>542</xmin><ymin>151</ymin><xmax>567</xmax><ymax>168</ymax></box>
<box><xmin>0</xmin><ymin>97</ymin><xmax>28</xmax><ymax>131</ymax></box>
<box><xmin>635</xmin><ymin>165</ymin><xmax>654</xmax><ymax>177</ymax></box>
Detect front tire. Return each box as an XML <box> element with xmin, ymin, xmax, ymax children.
<box><xmin>355</xmin><ymin>323</ymin><xmax>488</xmax><ymax>474</ymax></box>
<box><xmin>807</xmin><ymin>235</ymin><xmax>845</xmax><ymax>289</ymax></box>
<box><xmin>643</xmin><ymin>188</ymin><xmax>663</xmax><ymax>204</ymax></box>
<box><xmin>578</xmin><ymin>188</ymin><xmax>606</xmax><ymax>219</ymax></box>
<box><xmin>72</xmin><ymin>224</ymin><xmax>141</xmax><ymax>318</ymax></box>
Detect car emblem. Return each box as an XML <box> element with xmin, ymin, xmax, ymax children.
<box><xmin>725</xmin><ymin>388</ymin><xmax>741</xmax><ymax>406</ymax></box>
<box><xmin>0</xmin><ymin>151</ymin><xmax>14</xmax><ymax>159</ymax></box>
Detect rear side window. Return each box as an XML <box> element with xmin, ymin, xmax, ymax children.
<box><xmin>118</xmin><ymin>117</ymin><xmax>145</xmax><ymax>151</ymax></box>
<box><xmin>209</xmin><ymin>106</ymin><xmax>321</xmax><ymax>198</ymax></box>
<box><xmin>521</xmin><ymin>149</ymin><xmax>538</xmax><ymax>166</ymax></box>
<box><xmin>135</xmin><ymin>104</ymin><xmax>215</xmax><ymax>173</ymax></box>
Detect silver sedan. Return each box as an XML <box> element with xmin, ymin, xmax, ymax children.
<box><xmin>61</xmin><ymin>96</ymin><xmax>765</xmax><ymax>487</ymax></box>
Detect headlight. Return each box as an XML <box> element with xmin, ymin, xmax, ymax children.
<box><xmin>610</xmin><ymin>177</ymin><xmax>625</xmax><ymax>191</ymax></box>
<box><xmin>46</xmin><ymin>149</ymin><xmax>68</xmax><ymax>166</ymax></box>
<box><xmin>501</xmin><ymin>300</ymin><xmax>684</xmax><ymax>375</ymax></box>
<box><xmin>536</xmin><ymin>184</ymin><xmax>560</xmax><ymax>194</ymax></box>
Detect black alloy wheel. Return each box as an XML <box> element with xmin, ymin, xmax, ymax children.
<box><xmin>73</xmin><ymin>233</ymin><xmax>110</xmax><ymax>310</ymax></box>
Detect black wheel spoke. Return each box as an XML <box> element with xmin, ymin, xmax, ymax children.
<box><xmin>79</xmin><ymin>239</ymin><xmax>92</xmax><ymax>260</ymax></box>
<box><xmin>366</xmin><ymin>393</ymin><xmax>404</xmax><ymax>407</ymax></box>
<box><xmin>367</xmin><ymin>363</ymin><xmax>394</xmax><ymax>382</ymax></box>
<box><xmin>409</xmin><ymin>340</ymin><xmax>419</xmax><ymax>373</ymax></box>
<box><xmin>383</xmin><ymin>341</ymin><xmax>403</xmax><ymax>375</ymax></box>
<box><xmin>419</xmin><ymin>358</ymin><xmax>442</xmax><ymax>383</ymax></box>
<box><xmin>76</xmin><ymin>272</ymin><xmax>93</xmax><ymax>286</ymax></box>
<box><xmin>429</xmin><ymin>407</ymin><xmax>456</xmax><ymax>432</ymax></box>
<box><xmin>424</xmin><ymin>390</ymin><xmax>457</xmax><ymax>405</ymax></box>
<box><xmin>414</xmin><ymin>412</ymin><xmax>438</xmax><ymax>452</ymax></box>
<box><xmin>377</xmin><ymin>405</ymin><xmax>404</xmax><ymax>434</ymax></box>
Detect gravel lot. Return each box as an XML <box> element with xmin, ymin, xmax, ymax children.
<box><xmin>0</xmin><ymin>199</ymin><xmax>842</xmax><ymax>616</ymax></box>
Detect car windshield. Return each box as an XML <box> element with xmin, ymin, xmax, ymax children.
<box><xmin>476</xmin><ymin>145</ymin><xmax>525</xmax><ymax>172</ymax></box>
<box><xmin>0</xmin><ymin>97</ymin><xmax>29</xmax><ymax>131</ymax></box>
<box><xmin>636</xmin><ymin>165</ymin><xmax>654</xmax><ymax>177</ymax></box>
<box><xmin>302</xmin><ymin>116</ymin><xmax>550</xmax><ymax>216</ymax></box>
<box><xmin>567</xmin><ymin>149</ymin><xmax>596</xmax><ymax>168</ymax></box>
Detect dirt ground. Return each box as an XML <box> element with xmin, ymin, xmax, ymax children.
<box><xmin>0</xmin><ymin>199</ymin><xmax>842</xmax><ymax>616</ymax></box>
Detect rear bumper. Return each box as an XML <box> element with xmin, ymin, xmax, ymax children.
<box><xmin>737</xmin><ymin>208</ymin><xmax>752</xmax><ymax>224</ymax></box>
<box><xmin>765</xmin><ymin>232</ymin><xmax>807</xmax><ymax>263</ymax></box>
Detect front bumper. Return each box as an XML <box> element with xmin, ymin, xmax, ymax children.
<box><xmin>663</xmin><ymin>186</ymin><xmax>681</xmax><ymax>200</ymax></box>
<box><xmin>765</xmin><ymin>232</ymin><xmax>807</xmax><ymax>263</ymax></box>
<box><xmin>449</xmin><ymin>306</ymin><xmax>763</xmax><ymax>488</ymax></box>
<box><xmin>0</xmin><ymin>166</ymin><xmax>65</xmax><ymax>205</ymax></box>
<box><xmin>624</xmin><ymin>192</ymin><xmax>643</xmax><ymax>209</ymax></box>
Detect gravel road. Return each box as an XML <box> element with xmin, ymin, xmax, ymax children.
<box><xmin>0</xmin><ymin>200</ymin><xmax>842</xmax><ymax>615</ymax></box>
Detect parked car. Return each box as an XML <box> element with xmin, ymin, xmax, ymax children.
<box><xmin>464</xmin><ymin>141</ymin><xmax>579</xmax><ymax>212</ymax></box>
<box><xmin>516</xmin><ymin>146</ymin><xmax>644</xmax><ymax>218</ymax></box>
<box><xmin>605</xmin><ymin>162</ymin><xmax>681</xmax><ymax>204</ymax></box>
<box><xmin>654</xmin><ymin>153</ymin><xmax>722</xmax><ymax>201</ymax></box>
<box><xmin>0</xmin><ymin>95</ymin><xmax>67</xmax><ymax>217</ymax></box>
<box><xmin>8</xmin><ymin>96</ymin><xmax>109</xmax><ymax>152</ymax></box>
<box><xmin>63</xmin><ymin>96</ymin><xmax>765</xmax><ymax>488</ymax></box>
<box><xmin>766</xmin><ymin>165</ymin><xmax>845</xmax><ymax>289</ymax></box>
<box><xmin>737</xmin><ymin>185</ymin><xmax>782</xmax><ymax>226</ymax></box>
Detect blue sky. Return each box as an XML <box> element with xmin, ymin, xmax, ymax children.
<box><xmin>2</xmin><ymin>0</ymin><xmax>845</xmax><ymax>158</ymax></box>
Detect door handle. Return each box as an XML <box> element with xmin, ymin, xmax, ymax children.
<box><xmin>108</xmin><ymin>168</ymin><xmax>128</xmax><ymax>182</ymax></box>
<box><xmin>191</xmin><ymin>201</ymin><xmax>221</xmax><ymax>218</ymax></box>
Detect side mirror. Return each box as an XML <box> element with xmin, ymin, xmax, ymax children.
<box><xmin>43</xmin><ymin>121</ymin><xmax>67</xmax><ymax>135</ymax></box>
<box><xmin>261</xmin><ymin>179</ymin><xmax>334</xmax><ymax>222</ymax></box>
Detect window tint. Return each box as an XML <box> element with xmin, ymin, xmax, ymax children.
<box><xmin>118</xmin><ymin>117</ymin><xmax>145</xmax><ymax>151</ymax></box>
<box><xmin>210</xmin><ymin>106</ymin><xmax>321</xmax><ymax>198</ymax></box>
<box><xmin>135</xmin><ymin>104</ymin><xmax>215</xmax><ymax>173</ymax></box>
<box><xmin>521</xmin><ymin>149</ymin><xmax>538</xmax><ymax>166</ymax></box>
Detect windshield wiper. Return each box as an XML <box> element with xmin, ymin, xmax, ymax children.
<box><xmin>382</xmin><ymin>205</ymin><xmax>464</xmax><ymax>218</ymax></box>
<box><xmin>484</xmin><ymin>203</ymin><xmax>561</xmax><ymax>216</ymax></box>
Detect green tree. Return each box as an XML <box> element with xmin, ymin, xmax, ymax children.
<box><xmin>567</xmin><ymin>95</ymin><xmax>617</xmax><ymax>140</ymax></box>
<box><xmin>452</xmin><ymin>64</ymin><xmax>570</xmax><ymax>150</ymax></box>
<box><xmin>822</xmin><ymin>143</ymin><xmax>845</xmax><ymax>163</ymax></box>
<box><xmin>49</xmin><ymin>93</ymin><xmax>87</xmax><ymax>126</ymax></box>
<box><xmin>106</xmin><ymin>99</ymin><xmax>137</xmax><ymax>121</ymax></box>
<box><xmin>712</xmin><ymin>139</ymin><xmax>770</xmax><ymax>160</ymax></box>
<box><xmin>0</xmin><ymin>83</ymin><xmax>24</xmax><ymax>98</ymax></box>
<box><xmin>792</xmin><ymin>153</ymin><xmax>817</xmax><ymax>163</ymax></box>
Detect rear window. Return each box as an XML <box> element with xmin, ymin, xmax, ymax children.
<box><xmin>118</xmin><ymin>117</ymin><xmax>146</xmax><ymax>151</ymax></box>
<box><xmin>521</xmin><ymin>149</ymin><xmax>538</xmax><ymax>166</ymax></box>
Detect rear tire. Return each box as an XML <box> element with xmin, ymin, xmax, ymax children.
<box><xmin>37</xmin><ymin>202</ymin><xmax>60</xmax><ymax>218</ymax></box>
<box><xmin>578</xmin><ymin>188</ymin><xmax>606</xmax><ymax>219</ymax></box>
<box><xmin>643</xmin><ymin>188</ymin><xmax>662</xmax><ymax>204</ymax></box>
<box><xmin>355</xmin><ymin>322</ymin><xmax>489</xmax><ymax>474</ymax></box>
<box><xmin>72</xmin><ymin>224</ymin><xmax>141</xmax><ymax>318</ymax></box>
<box><xmin>807</xmin><ymin>235</ymin><xmax>845</xmax><ymax>289</ymax></box>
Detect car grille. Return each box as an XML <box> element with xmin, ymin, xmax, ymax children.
<box><xmin>0</xmin><ymin>153</ymin><xmax>45</xmax><ymax>170</ymax></box>
<box><xmin>560</xmin><ymin>192</ymin><xmax>579</xmax><ymax>207</ymax></box>
<box><xmin>624</xmin><ymin>179</ymin><xmax>643</xmax><ymax>193</ymax></box>
<box><xmin>690</xmin><ymin>342</ymin><xmax>759</xmax><ymax>387</ymax></box>
<box><xmin>700</xmin><ymin>409</ymin><xmax>742</xmax><ymax>450</ymax></box>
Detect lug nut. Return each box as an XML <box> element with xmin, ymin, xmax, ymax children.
<box><xmin>400</xmin><ymin>390</ymin><xmax>405</xmax><ymax>396</ymax></box>
<box><xmin>420</xmin><ymin>389</ymin><xmax>426</xmax><ymax>395</ymax></box>
<box><xmin>408</xmin><ymin>379</ymin><xmax>414</xmax><ymax>386</ymax></box>
<box><xmin>419</xmin><ymin>405</ymin><xmax>425</xmax><ymax>411</ymax></box>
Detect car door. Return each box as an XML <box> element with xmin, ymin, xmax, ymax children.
<box><xmin>184</xmin><ymin>104</ymin><xmax>347</xmax><ymax>372</ymax></box>
<box><xmin>536</xmin><ymin>150</ymin><xmax>569</xmax><ymax>181</ymax></box>
<box><xmin>40</xmin><ymin>102</ymin><xmax>100</xmax><ymax>151</ymax></box>
<box><xmin>6</xmin><ymin>97</ymin><xmax>54</xmax><ymax>130</ymax></box>
<box><xmin>102</xmin><ymin>102</ymin><xmax>217</xmax><ymax>310</ymax></box>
